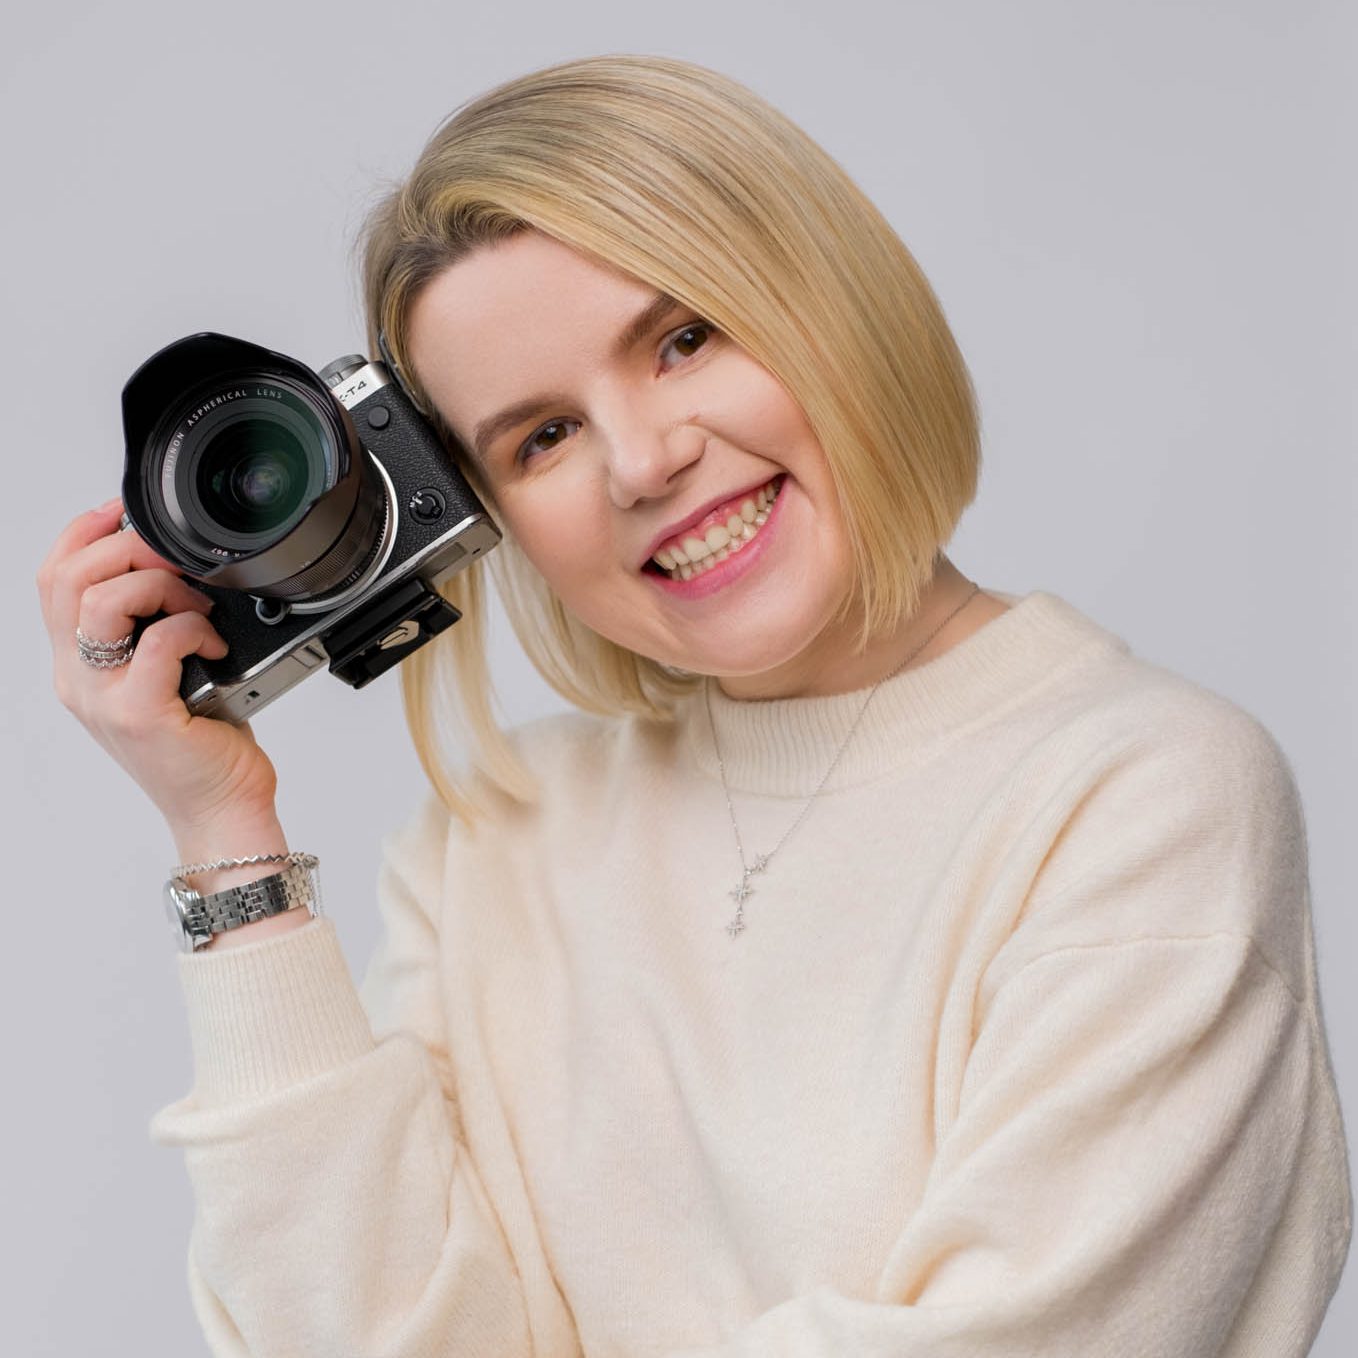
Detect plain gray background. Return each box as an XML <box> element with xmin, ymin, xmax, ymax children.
<box><xmin>4</xmin><ymin>1</ymin><xmax>1352</xmax><ymax>1353</ymax></box>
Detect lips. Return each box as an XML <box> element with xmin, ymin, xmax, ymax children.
<box><xmin>638</xmin><ymin>474</ymin><xmax>782</xmax><ymax>569</ymax></box>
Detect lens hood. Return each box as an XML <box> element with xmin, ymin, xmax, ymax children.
<box><xmin>121</xmin><ymin>332</ymin><xmax>385</xmax><ymax>599</ymax></box>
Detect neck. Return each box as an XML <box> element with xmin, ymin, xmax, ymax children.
<box><xmin>716</xmin><ymin>555</ymin><xmax>983</xmax><ymax>700</ymax></box>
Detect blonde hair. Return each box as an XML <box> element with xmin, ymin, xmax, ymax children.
<box><xmin>359</xmin><ymin>53</ymin><xmax>981</xmax><ymax>827</ymax></box>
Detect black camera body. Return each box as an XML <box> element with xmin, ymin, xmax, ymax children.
<box><xmin>121</xmin><ymin>333</ymin><xmax>499</xmax><ymax>723</ymax></box>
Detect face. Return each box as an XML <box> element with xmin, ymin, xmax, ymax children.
<box><xmin>405</xmin><ymin>229</ymin><xmax>858</xmax><ymax>692</ymax></box>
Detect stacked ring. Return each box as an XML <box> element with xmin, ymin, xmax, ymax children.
<box><xmin>76</xmin><ymin>627</ymin><xmax>136</xmax><ymax>670</ymax></box>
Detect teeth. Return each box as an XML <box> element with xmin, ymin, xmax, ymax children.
<box><xmin>655</xmin><ymin>476</ymin><xmax>783</xmax><ymax>580</ymax></box>
<box><xmin>650</xmin><ymin>476</ymin><xmax>784</xmax><ymax>578</ymax></box>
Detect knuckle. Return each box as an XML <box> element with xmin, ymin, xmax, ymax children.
<box><xmin>140</xmin><ymin>611</ymin><xmax>193</xmax><ymax>654</ymax></box>
<box><xmin>136</xmin><ymin>625</ymin><xmax>172</xmax><ymax>658</ymax></box>
<box><xmin>75</xmin><ymin>574</ymin><xmax>107</xmax><ymax>608</ymax></box>
<box><xmin>50</xmin><ymin>557</ymin><xmax>74</xmax><ymax>593</ymax></box>
<box><xmin>54</xmin><ymin>558</ymin><xmax>92</xmax><ymax>602</ymax></box>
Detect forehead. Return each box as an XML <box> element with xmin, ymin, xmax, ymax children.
<box><xmin>406</xmin><ymin>232</ymin><xmax>655</xmax><ymax>415</ymax></box>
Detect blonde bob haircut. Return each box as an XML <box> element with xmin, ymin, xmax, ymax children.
<box><xmin>359</xmin><ymin>53</ymin><xmax>981</xmax><ymax>828</ymax></box>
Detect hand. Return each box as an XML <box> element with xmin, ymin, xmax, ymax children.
<box><xmin>37</xmin><ymin>497</ymin><xmax>281</xmax><ymax>837</ymax></box>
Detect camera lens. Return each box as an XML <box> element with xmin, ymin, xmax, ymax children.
<box><xmin>174</xmin><ymin>387</ymin><xmax>332</xmax><ymax>551</ymax></box>
<box><xmin>192</xmin><ymin>414</ymin><xmax>314</xmax><ymax>538</ymax></box>
<box><xmin>202</xmin><ymin>426</ymin><xmax>301</xmax><ymax>530</ymax></box>
<box><xmin>229</xmin><ymin>449</ymin><xmax>290</xmax><ymax>515</ymax></box>
<box><xmin>124</xmin><ymin>336</ymin><xmax>390</xmax><ymax>603</ymax></box>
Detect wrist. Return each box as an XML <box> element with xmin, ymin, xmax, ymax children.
<box><xmin>169</xmin><ymin>809</ymin><xmax>288</xmax><ymax>895</ymax></box>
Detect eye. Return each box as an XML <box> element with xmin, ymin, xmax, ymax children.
<box><xmin>518</xmin><ymin>419</ymin><xmax>580</xmax><ymax>464</ymax></box>
<box><xmin>660</xmin><ymin>320</ymin><xmax>717</xmax><ymax>368</ymax></box>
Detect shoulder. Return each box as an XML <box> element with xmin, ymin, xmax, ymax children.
<box><xmin>496</xmin><ymin>708</ymin><xmax>635</xmax><ymax>811</ymax></box>
<box><xmin>1006</xmin><ymin>650</ymin><xmax>1309</xmax><ymax>991</ymax></box>
<box><xmin>456</xmin><ymin>704</ymin><xmax>682</xmax><ymax>844</ymax></box>
<box><xmin>503</xmin><ymin>707</ymin><xmax>626</xmax><ymax>767</ymax></box>
<box><xmin>970</xmin><ymin>589</ymin><xmax>1298</xmax><ymax>809</ymax></box>
<box><xmin>375</xmin><ymin>709</ymin><xmax>634</xmax><ymax>910</ymax></box>
<box><xmin>1068</xmin><ymin>649</ymin><xmax>1300</xmax><ymax>811</ymax></box>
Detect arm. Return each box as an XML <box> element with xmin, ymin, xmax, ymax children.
<box><xmin>37</xmin><ymin>504</ymin><xmax>539</xmax><ymax>1352</ymax></box>
<box><xmin>149</xmin><ymin>794</ymin><xmax>541</xmax><ymax>1358</ymax></box>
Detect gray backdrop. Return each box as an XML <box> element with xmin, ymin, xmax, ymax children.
<box><xmin>3</xmin><ymin>1</ymin><xmax>1352</xmax><ymax>1353</ymax></box>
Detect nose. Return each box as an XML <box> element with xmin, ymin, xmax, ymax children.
<box><xmin>598</xmin><ymin>391</ymin><xmax>705</xmax><ymax>509</ymax></box>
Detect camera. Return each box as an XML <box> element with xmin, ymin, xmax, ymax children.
<box><xmin>120</xmin><ymin>332</ymin><xmax>499</xmax><ymax>724</ymax></box>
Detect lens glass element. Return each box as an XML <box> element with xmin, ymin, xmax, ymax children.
<box><xmin>170</xmin><ymin>383</ymin><xmax>332</xmax><ymax>552</ymax></box>
<box><xmin>195</xmin><ymin>417</ymin><xmax>310</xmax><ymax>535</ymax></box>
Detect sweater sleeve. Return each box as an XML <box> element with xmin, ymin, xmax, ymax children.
<box><xmin>147</xmin><ymin>793</ymin><xmax>536</xmax><ymax>1358</ymax></box>
<box><xmin>664</xmin><ymin>720</ymin><xmax>1353</xmax><ymax>1358</ymax></box>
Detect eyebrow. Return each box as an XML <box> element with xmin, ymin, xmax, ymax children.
<box><xmin>468</xmin><ymin>290</ymin><xmax>683</xmax><ymax>461</ymax></box>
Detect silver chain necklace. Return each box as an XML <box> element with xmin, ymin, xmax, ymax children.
<box><xmin>706</xmin><ymin>581</ymin><xmax>982</xmax><ymax>938</ymax></box>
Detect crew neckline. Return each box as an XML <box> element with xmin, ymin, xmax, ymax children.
<box><xmin>681</xmin><ymin>589</ymin><xmax>1128</xmax><ymax>794</ymax></box>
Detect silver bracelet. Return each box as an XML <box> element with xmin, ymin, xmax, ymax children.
<box><xmin>170</xmin><ymin>850</ymin><xmax>317</xmax><ymax>881</ymax></box>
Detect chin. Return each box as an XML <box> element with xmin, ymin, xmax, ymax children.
<box><xmin>673</xmin><ymin>616</ymin><xmax>833</xmax><ymax>681</ymax></box>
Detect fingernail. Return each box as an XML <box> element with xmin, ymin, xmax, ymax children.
<box><xmin>97</xmin><ymin>497</ymin><xmax>122</xmax><ymax>513</ymax></box>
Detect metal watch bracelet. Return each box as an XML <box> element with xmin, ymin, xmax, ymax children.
<box><xmin>165</xmin><ymin>856</ymin><xmax>322</xmax><ymax>953</ymax></box>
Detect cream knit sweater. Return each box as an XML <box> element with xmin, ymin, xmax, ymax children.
<box><xmin>150</xmin><ymin>588</ymin><xmax>1352</xmax><ymax>1357</ymax></box>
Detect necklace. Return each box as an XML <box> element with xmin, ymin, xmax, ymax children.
<box><xmin>705</xmin><ymin>580</ymin><xmax>982</xmax><ymax>938</ymax></box>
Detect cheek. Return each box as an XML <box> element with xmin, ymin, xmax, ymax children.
<box><xmin>498</xmin><ymin>493</ymin><xmax>606</xmax><ymax>602</ymax></box>
<box><xmin>718</xmin><ymin>367</ymin><xmax>829</xmax><ymax>491</ymax></box>
<box><xmin>501</xmin><ymin>498</ymin><xmax>653</xmax><ymax>648</ymax></box>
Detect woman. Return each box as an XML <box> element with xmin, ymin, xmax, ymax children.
<box><xmin>37</xmin><ymin>54</ymin><xmax>1349</xmax><ymax>1357</ymax></box>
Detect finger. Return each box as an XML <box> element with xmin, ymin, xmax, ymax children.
<box><xmin>44</xmin><ymin>497</ymin><xmax>125</xmax><ymax>564</ymax></box>
<box><xmin>115</xmin><ymin>611</ymin><xmax>230</xmax><ymax>724</ymax></box>
<box><xmin>45</xmin><ymin>525</ymin><xmax>195</xmax><ymax>639</ymax></box>
<box><xmin>75</xmin><ymin>569</ymin><xmax>214</xmax><ymax>652</ymax></box>
<box><xmin>36</xmin><ymin>499</ymin><xmax>126</xmax><ymax>617</ymax></box>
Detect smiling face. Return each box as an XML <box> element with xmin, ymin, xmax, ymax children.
<box><xmin>405</xmin><ymin>229</ymin><xmax>861</xmax><ymax>695</ymax></box>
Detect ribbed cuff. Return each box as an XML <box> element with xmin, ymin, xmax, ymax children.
<box><xmin>171</xmin><ymin>916</ymin><xmax>375</xmax><ymax>1106</ymax></box>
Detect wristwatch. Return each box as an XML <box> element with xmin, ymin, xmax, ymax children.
<box><xmin>165</xmin><ymin>860</ymin><xmax>321</xmax><ymax>953</ymax></box>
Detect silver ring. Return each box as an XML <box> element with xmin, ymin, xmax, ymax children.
<box><xmin>76</xmin><ymin>628</ymin><xmax>135</xmax><ymax>669</ymax></box>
